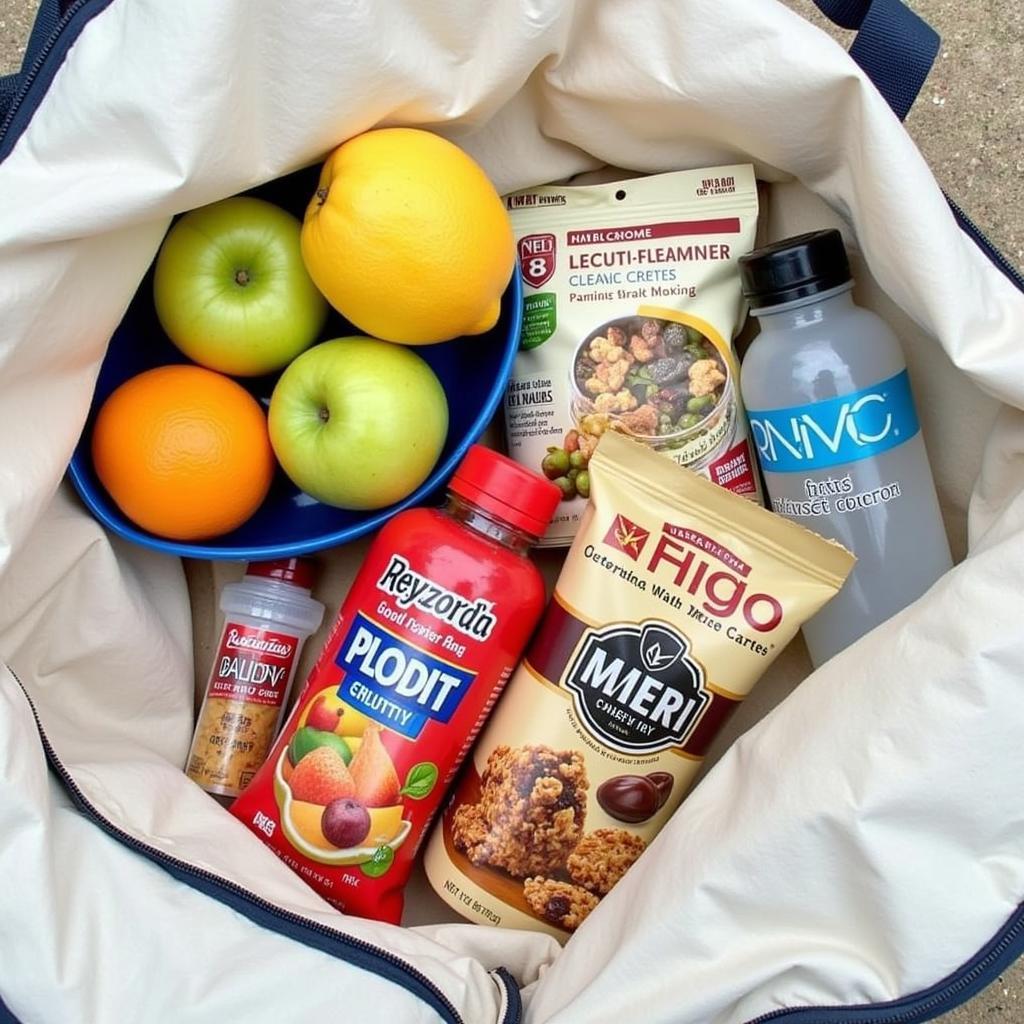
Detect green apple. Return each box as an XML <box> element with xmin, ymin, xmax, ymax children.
<box><xmin>268</xmin><ymin>337</ymin><xmax>449</xmax><ymax>509</ymax></box>
<box><xmin>153</xmin><ymin>196</ymin><xmax>328</xmax><ymax>376</ymax></box>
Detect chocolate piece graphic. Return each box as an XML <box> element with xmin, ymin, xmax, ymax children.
<box><xmin>646</xmin><ymin>771</ymin><xmax>674</xmax><ymax>809</ymax></box>
<box><xmin>596</xmin><ymin>774</ymin><xmax>660</xmax><ymax>824</ymax></box>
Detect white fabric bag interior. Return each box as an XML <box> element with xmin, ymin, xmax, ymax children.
<box><xmin>1</xmin><ymin>1</ymin><xmax>1023</xmax><ymax>1022</ymax></box>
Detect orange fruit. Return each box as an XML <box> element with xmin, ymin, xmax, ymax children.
<box><xmin>91</xmin><ymin>364</ymin><xmax>275</xmax><ymax>540</ymax></box>
<box><xmin>300</xmin><ymin>128</ymin><xmax>514</xmax><ymax>345</ymax></box>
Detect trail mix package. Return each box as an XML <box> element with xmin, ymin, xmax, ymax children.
<box><xmin>424</xmin><ymin>431</ymin><xmax>853</xmax><ymax>937</ymax></box>
<box><xmin>503</xmin><ymin>166</ymin><xmax>762</xmax><ymax>546</ymax></box>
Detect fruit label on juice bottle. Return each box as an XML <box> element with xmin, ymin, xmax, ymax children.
<box><xmin>335</xmin><ymin>611</ymin><xmax>476</xmax><ymax>739</ymax></box>
<box><xmin>187</xmin><ymin>623</ymin><xmax>301</xmax><ymax>796</ymax></box>
<box><xmin>231</xmin><ymin>503</ymin><xmax>548</xmax><ymax>923</ymax></box>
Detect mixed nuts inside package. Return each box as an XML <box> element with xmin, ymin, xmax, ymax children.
<box><xmin>424</xmin><ymin>431</ymin><xmax>854</xmax><ymax>936</ymax></box>
<box><xmin>503</xmin><ymin>165</ymin><xmax>763</xmax><ymax>545</ymax></box>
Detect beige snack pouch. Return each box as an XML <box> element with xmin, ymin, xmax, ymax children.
<box><xmin>424</xmin><ymin>431</ymin><xmax>854</xmax><ymax>938</ymax></box>
<box><xmin>503</xmin><ymin>166</ymin><xmax>762</xmax><ymax>546</ymax></box>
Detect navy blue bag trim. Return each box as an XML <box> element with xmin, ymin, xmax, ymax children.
<box><xmin>2</xmin><ymin>668</ymin><xmax>520</xmax><ymax>1024</ymax></box>
<box><xmin>746</xmin><ymin>905</ymin><xmax>1024</xmax><ymax>1023</ymax></box>
<box><xmin>0</xmin><ymin>0</ymin><xmax>115</xmax><ymax>163</ymax></box>
<box><xmin>0</xmin><ymin>0</ymin><xmax>62</xmax><ymax>117</ymax></box>
<box><xmin>0</xmin><ymin>3</ymin><xmax>1022</xmax><ymax>1023</ymax></box>
<box><xmin>947</xmin><ymin>194</ymin><xmax>1024</xmax><ymax>291</ymax></box>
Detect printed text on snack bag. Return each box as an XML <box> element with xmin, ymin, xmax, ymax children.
<box><xmin>564</xmin><ymin>620</ymin><xmax>710</xmax><ymax>753</ymax></box>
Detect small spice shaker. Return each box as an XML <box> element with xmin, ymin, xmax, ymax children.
<box><xmin>186</xmin><ymin>558</ymin><xmax>325</xmax><ymax>803</ymax></box>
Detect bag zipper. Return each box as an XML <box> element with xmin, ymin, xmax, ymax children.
<box><xmin>7</xmin><ymin>669</ymin><xmax>521</xmax><ymax>1024</ymax></box>
<box><xmin>944</xmin><ymin>193</ymin><xmax>1024</xmax><ymax>294</ymax></box>
<box><xmin>0</xmin><ymin>0</ymin><xmax>113</xmax><ymax>159</ymax></box>
<box><xmin>743</xmin><ymin>910</ymin><xmax>1024</xmax><ymax>1024</ymax></box>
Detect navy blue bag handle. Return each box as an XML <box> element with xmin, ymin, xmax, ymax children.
<box><xmin>812</xmin><ymin>0</ymin><xmax>940</xmax><ymax>120</ymax></box>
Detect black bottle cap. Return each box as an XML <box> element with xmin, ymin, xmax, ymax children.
<box><xmin>739</xmin><ymin>229</ymin><xmax>852</xmax><ymax>310</ymax></box>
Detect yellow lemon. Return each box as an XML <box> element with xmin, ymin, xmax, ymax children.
<box><xmin>301</xmin><ymin>128</ymin><xmax>514</xmax><ymax>345</ymax></box>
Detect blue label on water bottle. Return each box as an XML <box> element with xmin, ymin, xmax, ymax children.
<box><xmin>746</xmin><ymin>369</ymin><xmax>919</xmax><ymax>473</ymax></box>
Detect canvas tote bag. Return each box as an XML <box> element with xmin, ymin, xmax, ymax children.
<box><xmin>1</xmin><ymin>1</ymin><xmax>1023</xmax><ymax>1022</ymax></box>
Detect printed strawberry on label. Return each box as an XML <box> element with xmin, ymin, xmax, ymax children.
<box><xmin>289</xmin><ymin>747</ymin><xmax>354</xmax><ymax>805</ymax></box>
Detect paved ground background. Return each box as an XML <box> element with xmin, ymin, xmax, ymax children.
<box><xmin>1</xmin><ymin>1</ymin><xmax>1020</xmax><ymax>1021</ymax></box>
<box><xmin>790</xmin><ymin>0</ymin><xmax>1023</xmax><ymax>273</ymax></box>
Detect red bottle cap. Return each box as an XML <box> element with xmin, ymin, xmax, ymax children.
<box><xmin>449</xmin><ymin>445</ymin><xmax>562</xmax><ymax>538</ymax></box>
<box><xmin>246</xmin><ymin>557</ymin><xmax>318</xmax><ymax>590</ymax></box>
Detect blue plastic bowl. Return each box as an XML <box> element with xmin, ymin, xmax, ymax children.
<box><xmin>68</xmin><ymin>167</ymin><xmax>522</xmax><ymax>561</ymax></box>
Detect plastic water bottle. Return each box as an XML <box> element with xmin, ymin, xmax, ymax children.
<box><xmin>738</xmin><ymin>230</ymin><xmax>952</xmax><ymax>666</ymax></box>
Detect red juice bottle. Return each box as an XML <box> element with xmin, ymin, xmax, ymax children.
<box><xmin>231</xmin><ymin>446</ymin><xmax>560</xmax><ymax>922</ymax></box>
